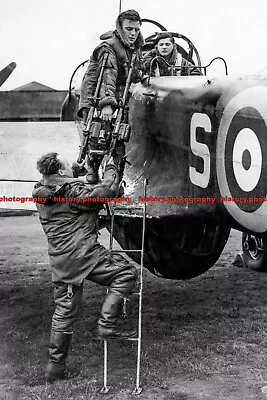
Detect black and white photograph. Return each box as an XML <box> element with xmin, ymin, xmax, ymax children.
<box><xmin>1</xmin><ymin>0</ymin><xmax>267</xmax><ymax>399</ymax></box>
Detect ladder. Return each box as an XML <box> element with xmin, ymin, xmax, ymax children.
<box><xmin>100</xmin><ymin>179</ymin><xmax>148</xmax><ymax>395</ymax></box>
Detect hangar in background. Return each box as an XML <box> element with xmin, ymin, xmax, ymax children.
<box><xmin>0</xmin><ymin>82</ymin><xmax>68</xmax><ymax>121</ymax></box>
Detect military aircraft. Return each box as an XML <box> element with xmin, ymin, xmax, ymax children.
<box><xmin>59</xmin><ymin>19</ymin><xmax>267</xmax><ymax>279</ymax></box>
<box><xmin>1</xmin><ymin>21</ymin><xmax>267</xmax><ymax>279</ymax></box>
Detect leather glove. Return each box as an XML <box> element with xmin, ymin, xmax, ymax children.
<box><xmin>72</xmin><ymin>161</ymin><xmax>87</xmax><ymax>178</ymax></box>
<box><xmin>82</xmin><ymin>107</ymin><xmax>89</xmax><ymax>122</ymax></box>
<box><xmin>102</xmin><ymin>157</ymin><xmax>119</xmax><ymax>187</ymax></box>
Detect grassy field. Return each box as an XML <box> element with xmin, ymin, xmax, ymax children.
<box><xmin>0</xmin><ymin>215</ymin><xmax>267</xmax><ymax>399</ymax></box>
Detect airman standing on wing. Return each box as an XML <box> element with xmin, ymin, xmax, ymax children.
<box><xmin>78</xmin><ymin>9</ymin><xmax>144</xmax><ymax>183</ymax></box>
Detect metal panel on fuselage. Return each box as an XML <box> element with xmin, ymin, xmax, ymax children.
<box><xmin>127</xmin><ymin>75</ymin><xmax>233</xmax><ymax>219</ymax></box>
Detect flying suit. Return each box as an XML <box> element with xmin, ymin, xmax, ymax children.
<box><xmin>33</xmin><ymin>166</ymin><xmax>137</xmax><ymax>334</ymax></box>
<box><xmin>78</xmin><ymin>16</ymin><xmax>144</xmax><ymax>116</ymax></box>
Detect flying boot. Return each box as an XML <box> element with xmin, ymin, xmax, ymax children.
<box><xmin>45</xmin><ymin>331</ymin><xmax>78</xmax><ymax>383</ymax></box>
<box><xmin>97</xmin><ymin>292</ymin><xmax>137</xmax><ymax>340</ymax></box>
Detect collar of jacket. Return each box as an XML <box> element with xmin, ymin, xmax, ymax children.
<box><xmin>40</xmin><ymin>174</ymin><xmax>84</xmax><ymax>187</ymax></box>
<box><xmin>155</xmin><ymin>45</ymin><xmax>179</xmax><ymax>66</ymax></box>
<box><xmin>33</xmin><ymin>175</ymin><xmax>86</xmax><ymax>204</ymax></box>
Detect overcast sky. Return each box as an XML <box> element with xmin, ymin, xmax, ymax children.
<box><xmin>1</xmin><ymin>0</ymin><xmax>267</xmax><ymax>90</ymax></box>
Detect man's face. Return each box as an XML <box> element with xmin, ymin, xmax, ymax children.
<box><xmin>121</xmin><ymin>19</ymin><xmax>141</xmax><ymax>45</ymax></box>
<box><xmin>59</xmin><ymin>157</ymin><xmax>74</xmax><ymax>178</ymax></box>
<box><xmin>157</xmin><ymin>38</ymin><xmax>174</xmax><ymax>57</ymax></box>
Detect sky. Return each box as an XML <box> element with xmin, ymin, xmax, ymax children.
<box><xmin>1</xmin><ymin>0</ymin><xmax>267</xmax><ymax>91</ymax></box>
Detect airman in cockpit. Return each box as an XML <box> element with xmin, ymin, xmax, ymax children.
<box><xmin>142</xmin><ymin>32</ymin><xmax>202</xmax><ymax>77</ymax></box>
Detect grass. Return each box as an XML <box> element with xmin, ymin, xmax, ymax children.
<box><xmin>0</xmin><ymin>216</ymin><xmax>267</xmax><ymax>399</ymax></box>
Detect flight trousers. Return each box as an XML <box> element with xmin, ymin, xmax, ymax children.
<box><xmin>51</xmin><ymin>253</ymin><xmax>138</xmax><ymax>333</ymax></box>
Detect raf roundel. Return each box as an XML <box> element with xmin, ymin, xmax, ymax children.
<box><xmin>216</xmin><ymin>86</ymin><xmax>267</xmax><ymax>233</ymax></box>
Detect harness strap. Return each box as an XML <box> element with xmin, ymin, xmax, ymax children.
<box><xmin>67</xmin><ymin>284</ymin><xmax>73</xmax><ymax>299</ymax></box>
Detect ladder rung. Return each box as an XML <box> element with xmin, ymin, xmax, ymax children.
<box><xmin>110</xmin><ymin>249</ymin><xmax>142</xmax><ymax>253</ymax></box>
<box><xmin>111</xmin><ymin>205</ymin><xmax>144</xmax><ymax>210</ymax></box>
<box><xmin>101</xmin><ymin>336</ymin><xmax>139</xmax><ymax>342</ymax></box>
<box><xmin>124</xmin><ymin>337</ymin><xmax>139</xmax><ymax>342</ymax></box>
<box><xmin>110</xmin><ymin>207</ymin><xmax>146</xmax><ymax>215</ymax></box>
